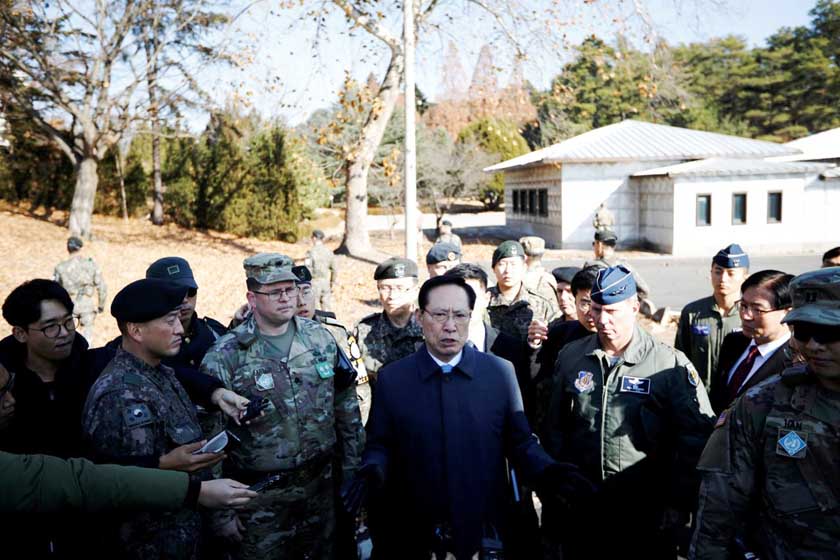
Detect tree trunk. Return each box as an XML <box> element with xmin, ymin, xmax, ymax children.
<box><xmin>68</xmin><ymin>156</ymin><xmax>99</xmax><ymax>238</ymax></box>
<box><xmin>146</xmin><ymin>36</ymin><xmax>164</xmax><ymax>225</ymax></box>
<box><xmin>114</xmin><ymin>145</ymin><xmax>129</xmax><ymax>222</ymax></box>
<box><xmin>337</xmin><ymin>48</ymin><xmax>404</xmax><ymax>256</ymax></box>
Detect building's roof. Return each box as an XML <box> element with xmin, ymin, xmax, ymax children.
<box><xmin>769</xmin><ymin>127</ymin><xmax>840</xmax><ymax>162</ymax></box>
<box><xmin>632</xmin><ymin>157</ymin><xmax>831</xmax><ymax>178</ymax></box>
<box><xmin>484</xmin><ymin>120</ymin><xmax>799</xmax><ymax>172</ymax></box>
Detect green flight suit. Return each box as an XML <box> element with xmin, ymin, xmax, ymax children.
<box><xmin>675</xmin><ymin>295</ymin><xmax>742</xmax><ymax>387</ymax></box>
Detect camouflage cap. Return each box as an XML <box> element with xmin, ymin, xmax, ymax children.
<box><xmin>782</xmin><ymin>267</ymin><xmax>840</xmax><ymax>325</ymax></box>
<box><xmin>374</xmin><ymin>257</ymin><xmax>418</xmax><ymax>280</ymax></box>
<box><xmin>492</xmin><ymin>240</ymin><xmax>525</xmax><ymax>267</ymax></box>
<box><xmin>519</xmin><ymin>236</ymin><xmax>546</xmax><ymax>256</ymax></box>
<box><xmin>243</xmin><ymin>253</ymin><xmax>298</xmax><ymax>284</ymax></box>
<box><xmin>426</xmin><ymin>242</ymin><xmax>461</xmax><ymax>265</ymax></box>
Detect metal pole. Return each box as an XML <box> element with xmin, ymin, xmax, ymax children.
<box><xmin>403</xmin><ymin>0</ymin><xmax>417</xmax><ymax>261</ymax></box>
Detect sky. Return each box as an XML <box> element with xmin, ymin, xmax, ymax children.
<box><xmin>199</xmin><ymin>0</ymin><xmax>818</xmax><ymax>129</ymax></box>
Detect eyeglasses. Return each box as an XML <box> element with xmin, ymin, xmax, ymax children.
<box><xmin>377</xmin><ymin>284</ymin><xmax>414</xmax><ymax>295</ymax></box>
<box><xmin>422</xmin><ymin>308</ymin><xmax>471</xmax><ymax>325</ymax></box>
<box><xmin>736</xmin><ymin>300</ymin><xmax>778</xmax><ymax>317</ymax></box>
<box><xmin>298</xmin><ymin>286</ymin><xmax>315</xmax><ymax>300</ymax></box>
<box><xmin>251</xmin><ymin>287</ymin><xmax>298</xmax><ymax>301</ymax></box>
<box><xmin>0</xmin><ymin>370</ymin><xmax>15</xmax><ymax>400</ymax></box>
<box><xmin>27</xmin><ymin>316</ymin><xmax>79</xmax><ymax>339</ymax></box>
<box><xmin>791</xmin><ymin>323</ymin><xmax>840</xmax><ymax>345</ymax></box>
<box><xmin>577</xmin><ymin>299</ymin><xmax>592</xmax><ymax>312</ymax></box>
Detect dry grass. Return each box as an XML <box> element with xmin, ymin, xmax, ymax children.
<box><xmin>0</xmin><ymin>204</ymin><xmax>674</xmax><ymax>347</ymax></box>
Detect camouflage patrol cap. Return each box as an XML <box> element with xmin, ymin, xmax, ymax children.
<box><xmin>243</xmin><ymin>253</ymin><xmax>298</xmax><ymax>284</ymax></box>
<box><xmin>146</xmin><ymin>256</ymin><xmax>198</xmax><ymax>289</ymax></box>
<box><xmin>374</xmin><ymin>257</ymin><xmax>418</xmax><ymax>280</ymax></box>
<box><xmin>292</xmin><ymin>265</ymin><xmax>312</xmax><ymax>284</ymax></box>
<box><xmin>519</xmin><ymin>236</ymin><xmax>546</xmax><ymax>256</ymax></box>
<box><xmin>492</xmin><ymin>240</ymin><xmax>525</xmax><ymax>267</ymax></box>
<box><xmin>67</xmin><ymin>236</ymin><xmax>83</xmax><ymax>252</ymax></box>
<box><xmin>782</xmin><ymin>267</ymin><xmax>840</xmax><ymax>325</ymax></box>
<box><xmin>426</xmin><ymin>242</ymin><xmax>461</xmax><ymax>265</ymax></box>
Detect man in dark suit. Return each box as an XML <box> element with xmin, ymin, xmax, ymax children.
<box><xmin>711</xmin><ymin>270</ymin><xmax>794</xmax><ymax>413</ymax></box>
<box><xmin>342</xmin><ymin>275</ymin><xmax>593</xmax><ymax>559</ymax></box>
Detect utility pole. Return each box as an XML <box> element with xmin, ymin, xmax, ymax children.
<box><xmin>403</xmin><ymin>0</ymin><xmax>418</xmax><ymax>261</ymax></box>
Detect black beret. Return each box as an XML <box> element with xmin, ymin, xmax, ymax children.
<box><xmin>293</xmin><ymin>265</ymin><xmax>312</xmax><ymax>283</ymax></box>
<box><xmin>552</xmin><ymin>266</ymin><xmax>581</xmax><ymax>285</ymax></box>
<box><xmin>374</xmin><ymin>257</ymin><xmax>418</xmax><ymax>280</ymax></box>
<box><xmin>594</xmin><ymin>229</ymin><xmax>618</xmax><ymax>243</ymax></box>
<box><xmin>111</xmin><ymin>279</ymin><xmax>188</xmax><ymax>323</ymax></box>
<box><xmin>67</xmin><ymin>237</ymin><xmax>83</xmax><ymax>252</ymax></box>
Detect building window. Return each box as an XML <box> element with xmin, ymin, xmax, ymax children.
<box><xmin>767</xmin><ymin>192</ymin><xmax>782</xmax><ymax>223</ymax></box>
<box><xmin>538</xmin><ymin>189</ymin><xmax>548</xmax><ymax>217</ymax></box>
<box><xmin>512</xmin><ymin>190</ymin><xmax>520</xmax><ymax>213</ymax></box>
<box><xmin>732</xmin><ymin>193</ymin><xmax>747</xmax><ymax>225</ymax></box>
<box><xmin>528</xmin><ymin>190</ymin><xmax>537</xmax><ymax>215</ymax></box>
<box><xmin>696</xmin><ymin>194</ymin><xmax>711</xmax><ymax>226</ymax></box>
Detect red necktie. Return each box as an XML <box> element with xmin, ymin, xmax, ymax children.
<box><xmin>727</xmin><ymin>345</ymin><xmax>760</xmax><ymax>403</ymax></box>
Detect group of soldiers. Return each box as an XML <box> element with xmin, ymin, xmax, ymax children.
<box><xmin>0</xmin><ymin>220</ymin><xmax>838</xmax><ymax>560</ymax></box>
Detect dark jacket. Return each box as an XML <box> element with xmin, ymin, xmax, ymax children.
<box><xmin>167</xmin><ymin>313</ymin><xmax>227</xmax><ymax>370</ymax></box>
<box><xmin>363</xmin><ymin>344</ymin><xmax>553</xmax><ymax>558</ymax></box>
<box><xmin>483</xmin><ymin>322</ymin><xmax>534</xmax><ymax>416</ymax></box>
<box><xmin>710</xmin><ymin>332</ymin><xmax>790</xmax><ymax>413</ymax></box>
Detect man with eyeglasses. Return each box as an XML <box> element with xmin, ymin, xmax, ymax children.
<box><xmin>543</xmin><ymin>266</ymin><xmax>715</xmax><ymax>560</ymax></box>
<box><xmin>691</xmin><ymin>267</ymin><xmax>840</xmax><ymax>559</ymax></box>
<box><xmin>676</xmin><ymin>244</ymin><xmax>750</xmax><ymax>389</ymax></box>
<box><xmin>201</xmin><ymin>253</ymin><xmax>363</xmax><ymax>559</ymax></box>
<box><xmin>342</xmin><ymin>275</ymin><xmax>594</xmax><ymax>558</ymax></box>
<box><xmin>354</xmin><ymin>257</ymin><xmax>425</xmax><ymax>405</ymax></box>
<box><xmin>710</xmin><ymin>270</ymin><xmax>794</xmax><ymax>414</ymax></box>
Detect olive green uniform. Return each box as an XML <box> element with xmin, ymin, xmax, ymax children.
<box><xmin>675</xmin><ymin>296</ymin><xmax>742</xmax><ymax>387</ymax></box>
<box><xmin>691</xmin><ymin>367</ymin><xmax>840</xmax><ymax>559</ymax></box>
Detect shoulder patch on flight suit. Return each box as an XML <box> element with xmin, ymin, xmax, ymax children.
<box><xmin>123</xmin><ymin>403</ymin><xmax>154</xmax><ymax>428</ymax></box>
<box><xmin>687</xmin><ymin>364</ymin><xmax>700</xmax><ymax>387</ymax></box>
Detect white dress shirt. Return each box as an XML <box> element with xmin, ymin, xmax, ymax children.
<box><xmin>727</xmin><ymin>332</ymin><xmax>790</xmax><ymax>390</ymax></box>
<box><xmin>428</xmin><ymin>349</ymin><xmax>464</xmax><ymax>370</ymax></box>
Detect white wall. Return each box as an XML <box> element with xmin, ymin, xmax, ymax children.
<box><xmin>636</xmin><ymin>176</ymin><xmax>675</xmax><ymax>252</ymax></box>
<box><xmin>504</xmin><ymin>164</ymin><xmax>563</xmax><ymax>246</ymax></box>
<box><xmin>559</xmin><ymin>161</ymin><xmax>682</xmax><ymax>249</ymax></box>
<box><xmin>671</xmin><ymin>173</ymin><xmax>840</xmax><ymax>256</ymax></box>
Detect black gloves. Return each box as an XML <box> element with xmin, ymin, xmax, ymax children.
<box><xmin>341</xmin><ymin>463</ymin><xmax>384</xmax><ymax>518</ymax></box>
<box><xmin>534</xmin><ymin>462</ymin><xmax>598</xmax><ymax>507</ymax></box>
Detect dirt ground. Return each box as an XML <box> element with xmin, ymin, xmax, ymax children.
<box><xmin>0</xmin><ymin>205</ymin><xmax>676</xmax><ymax>347</ymax></box>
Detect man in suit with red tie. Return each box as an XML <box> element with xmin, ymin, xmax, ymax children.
<box><xmin>711</xmin><ymin>270</ymin><xmax>794</xmax><ymax>413</ymax></box>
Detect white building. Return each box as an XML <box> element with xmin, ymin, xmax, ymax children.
<box><xmin>486</xmin><ymin>120</ymin><xmax>840</xmax><ymax>255</ymax></box>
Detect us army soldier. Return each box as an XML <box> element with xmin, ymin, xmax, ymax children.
<box><xmin>306</xmin><ymin>230</ymin><xmax>338</xmax><ymax>312</ymax></box>
<box><xmin>691</xmin><ymin>267</ymin><xmax>840</xmax><ymax>559</ymax></box>
<box><xmin>83</xmin><ymin>279</ymin><xmax>224</xmax><ymax>559</ymax></box>
<box><xmin>201</xmin><ymin>253</ymin><xmax>363</xmax><ymax>559</ymax></box>
<box><xmin>53</xmin><ymin>236</ymin><xmax>106</xmax><ymax>341</ymax></box>
<box><xmin>519</xmin><ymin>236</ymin><xmax>558</xmax><ymax>306</ymax></box>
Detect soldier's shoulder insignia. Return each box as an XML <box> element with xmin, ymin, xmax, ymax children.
<box><xmin>687</xmin><ymin>364</ymin><xmax>700</xmax><ymax>387</ymax></box>
<box><xmin>715</xmin><ymin>409</ymin><xmax>729</xmax><ymax>428</ymax></box>
<box><xmin>123</xmin><ymin>403</ymin><xmax>154</xmax><ymax>428</ymax></box>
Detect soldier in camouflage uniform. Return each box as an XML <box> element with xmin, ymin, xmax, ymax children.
<box><xmin>487</xmin><ymin>240</ymin><xmax>560</xmax><ymax>342</ymax></box>
<box><xmin>53</xmin><ymin>236</ymin><xmax>106</xmax><ymax>341</ymax></box>
<box><xmin>83</xmin><ymin>279</ymin><xmax>224</xmax><ymax>559</ymax></box>
<box><xmin>435</xmin><ymin>219</ymin><xmax>461</xmax><ymax>250</ymax></box>
<box><xmin>305</xmin><ymin>230</ymin><xmax>338</xmax><ymax>312</ymax></box>
<box><xmin>691</xmin><ymin>267</ymin><xmax>840</xmax><ymax>559</ymax></box>
<box><xmin>519</xmin><ymin>236</ymin><xmax>558</xmax><ymax>305</ymax></box>
<box><xmin>543</xmin><ymin>266</ymin><xmax>715</xmax><ymax>559</ymax></box>
<box><xmin>354</xmin><ymin>257</ymin><xmax>425</xmax><ymax>423</ymax></box>
<box><xmin>675</xmin><ymin>244</ymin><xmax>749</xmax><ymax>388</ymax></box>
<box><xmin>201</xmin><ymin>253</ymin><xmax>363</xmax><ymax>560</ymax></box>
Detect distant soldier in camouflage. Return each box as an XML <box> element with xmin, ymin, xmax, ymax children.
<box><xmin>519</xmin><ymin>236</ymin><xmax>558</xmax><ymax>305</ymax></box>
<box><xmin>435</xmin><ymin>219</ymin><xmax>462</xmax><ymax>250</ymax></box>
<box><xmin>201</xmin><ymin>253</ymin><xmax>363</xmax><ymax>560</ymax></box>
<box><xmin>83</xmin><ymin>279</ymin><xmax>224</xmax><ymax>559</ymax></box>
<box><xmin>675</xmin><ymin>244</ymin><xmax>749</xmax><ymax>388</ymax></box>
<box><xmin>354</xmin><ymin>257</ymin><xmax>425</xmax><ymax>421</ymax></box>
<box><xmin>53</xmin><ymin>236</ymin><xmax>106</xmax><ymax>340</ymax></box>
<box><xmin>487</xmin><ymin>240</ymin><xmax>560</xmax><ymax>342</ymax></box>
<box><xmin>306</xmin><ymin>230</ymin><xmax>338</xmax><ymax>312</ymax></box>
<box><xmin>691</xmin><ymin>267</ymin><xmax>840</xmax><ymax>559</ymax></box>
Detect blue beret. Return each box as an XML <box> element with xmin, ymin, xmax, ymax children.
<box><xmin>111</xmin><ymin>279</ymin><xmax>188</xmax><ymax>323</ymax></box>
<box><xmin>146</xmin><ymin>257</ymin><xmax>198</xmax><ymax>289</ymax></box>
<box><xmin>713</xmin><ymin>244</ymin><xmax>749</xmax><ymax>269</ymax></box>
<box><xmin>591</xmin><ymin>265</ymin><xmax>637</xmax><ymax>305</ymax></box>
<box><xmin>426</xmin><ymin>242</ymin><xmax>461</xmax><ymax>264</ymax></box>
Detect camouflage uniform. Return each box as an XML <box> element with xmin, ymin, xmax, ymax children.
<box><xmin>691</xmin><ymin>368</ymin><xmax>840</xmax><ymax>559</ymax></box>
<box><xmin>201</xmin><ymin>314</ymin><xmax>363</xmax><ymax>560</ymax></box>
<box><xmin>82</xmin><ymin>348</ymin><xmax>205</xmax><ymax>559</ymax></box>
<box><xmin>306</xmin><ymin>244</ymin><xmax>338</xmax><ymax>312</ymax></box>
<box><xmin>314</xmin><ymin>311</ymin><xmax>370</xmax><ymax>427</ymax></box>
<box><xmin>486</xmin><ymin>284</ymin><xmax>560</xmax><ymax>342</ymax></box>
<box><xmin>54</xmin><ymin>255</ymin><xmax>106</xmax><ymax>340</ymax></box>
<box><xmin>435</xmin><ymin>232</ymin><xmax>462</xmax><ymax>250</ymax></box>
<box><xmin>674</xmin><ymin>296</ymin><xmax>741</xmax><ymax>388</ymax></box>
<box><xmin>353</xmin><ymin>311</ymin><xmax>424</xmax><ymax>391</ymax></box>
<box><xmin>523</xmin><ymin>264</ymin><xmax>558</xmax><ymax>307</ymax></box>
